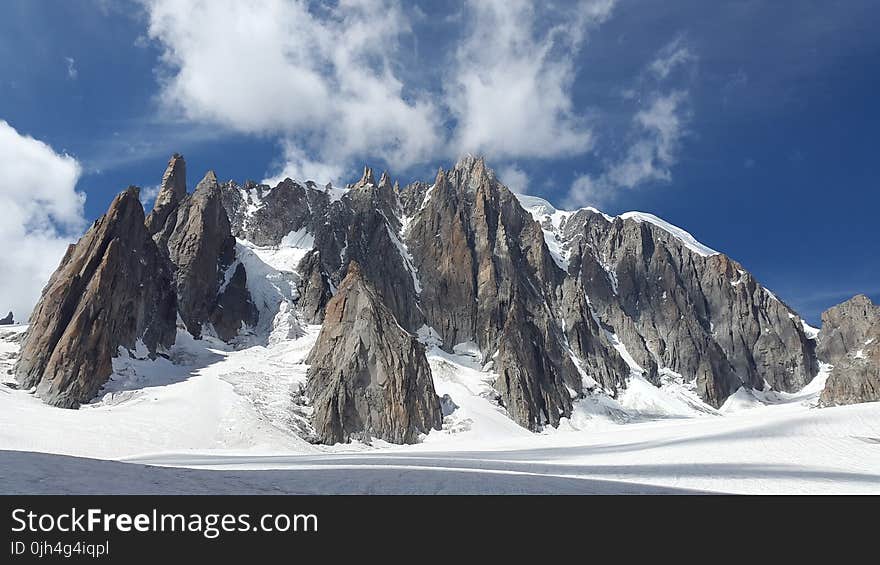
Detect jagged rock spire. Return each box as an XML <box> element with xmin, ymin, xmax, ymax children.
<box><xmin>146</xmin><ymin>153</ymin><xmax>187</xmax><ymax>234</ymax></box>
<box><xmin>818</xmin><ymin>294</ymin><xmax>880</xmax><ymax>406</ymax></box>
<box><xmin>353</xmin><ymin>165</ymin><xmax>375</xmax><ymax>189</ymax></box>
<box><xmin>0</xmin><ymin>311</ymin><xmax>13</xmax><ymax>325</ymax></box>
<box><xmin>378</xmin><ymin>170</ymin><xmax>392</xmax><ymax>190</ymax></box>
<box><xmin>306</xmin><ymin>260</ymin><xmax>442</xmax><ymax>444</ymax></box>
<box><xmin>195</xmin><ymin>170</ymin><xmax>218</xmax><ymax>192</ymax></box>
<box><xmin>15</xmin><ymin>186</ymin><xmax>177</xmax><ymax>407</ymax></box>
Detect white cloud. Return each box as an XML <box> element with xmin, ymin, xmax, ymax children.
<box><xmin>497</xmin><ymin>164</ymin><xmax>530</xmax><ymax>194</ymax></box>
<box><xmin>0</xmin><ymin>120</ymin><xmax>86</xmax><ymax>321</ymax></box>
<box><xmin>263</xmin><ymin>142</ymin><xmax>344</xmax><ymax>187</ymax></box>
<box><xmin>648</xmin><ymin>36</ymin><xmax>695</xmax><ymax>80</ymax></box>
<box><xmin>65</xmin><ymin>57</ymin><xmax>78</xmax><ymax>80</ymax></box>
<box><xmin>448</xmin><ymin>0</ymin><xmax>615</xmax><ymax>160</ymax></box>
<box><xmin>139</xmin><ymin>184</ymin><xmax>162</xmax><ymax>206</ymax></box>
<box><xmin>565</xmin><ymin>36</ymin><xmax>696</xmax><ymax>208</ymax></box>
<box><xmin>141</xmin><ymin>0</ymin><xmax>620</xmax><ymax>178</ymax></box>
<box><xmin>144</xmin><ymin>0</ymin><xmax>444</xmax><ymax>173</ymax></box>
<box><xmin>566</xmin><ymin>91</ymin><xmax>690</xmax><ymax>207</ymax></box>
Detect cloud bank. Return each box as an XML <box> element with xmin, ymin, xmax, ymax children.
<box><xmin>142</xmin><ymin>0</ymin><xmax>691</xmax><ymax>206</ymax></box>
<box><xmin>0</xmin><ymin>121</ymin><xmax>86</xmax><ymax>321</ymax></box>
<box><xmin>143</xmin><ymin>0</ymin><xmax>619</xmax><ymax>184</ymax></box>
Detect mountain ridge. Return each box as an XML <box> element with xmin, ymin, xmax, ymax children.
<box><xmin>12</xmin><ymin>153</ymin><xmax>879</xmax><ymax>443</ymax></box>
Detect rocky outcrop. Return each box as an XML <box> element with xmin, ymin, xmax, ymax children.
<box><xmin>558</xmin><ymin>209</ymin><xmax>819</xmax><ymax>407</ymax></box>
<box><xmin>305</xmin><ymin>262</ymin><xmax>442</xmax><ymax>444</ymax></box>
<box><xmin>14</xmin><ymin>187</ymin><xmax>177</xmax><ymax>408</ymax></box>
<box><xmin>818</xmin><ymin>295</ymin><xmax>880</xmax><ymax>406</ymax></box>
<box><xmin>18</xmin><ymin>152</ymin><xmax>854</xmax><ymax>439</ymax></box>
<box><xmin>404</xmin><ymin>156</ymin><xmax>618</xmax><ymax>429</ymax></box>
<box><xmin>145</xmin><ymin>153</ymin><xmax>187</xmax><ymax>235</ymax></box>
<box><xmin>15</xmin><ymin>154</ymin><xmax>264</xmax><ymax>409</ymax></box>
<box><xmin>0</xmin><ymin>312</ymin><xmax>12</xmax><ymax>325</ymax></box>
<box><xmin>153</xmin><ymin>171</ymin><xmax>258</xmax><ymax>341</ymax></box>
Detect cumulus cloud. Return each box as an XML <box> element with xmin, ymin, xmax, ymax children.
<box><xmin>142</xmin><ymin>0</ymin><xmax>619</xmax><ymax>179</ymax></box>
<box><xmin>144</xmin><ymin>0</ymin><xmax>444</xmax><ymax>173</ymax></box>
<box><xmin>138</xmin><ymin>184</ymin><xmax>162</xmax><ymax>206</ymax></box>
<box><xmin>263</xmin><ymin>142</ymin><xmax>345</xmax><ymax>186</ymax></box>
<box><xmin>141</xmin><ymin>0</ymin><xmax>696</xmax><ymax>202</ymax></box>
<box><xmin>0</xmin><ymin>120</ymin><xmax>86</xmax><ymax>321</ymax></box>
<box><xmin>497</xmin><ymin>164</ymin><xmax>530</xmax><ymax>194</ymax></box>
<box><xmin>565</xmin><ymin>38</ymin><xmax>695</xmax><ymax>207</ymax></box>
<box><xmin>447</xmin><ymin>0</ymin><xmax>615</xmax><ymax>159</ymax></box>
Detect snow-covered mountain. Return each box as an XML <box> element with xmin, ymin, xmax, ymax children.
<box><xmin>7</xmin><ymin>154</ymin><xmax>879</xmax><ymax>453</ymax></box>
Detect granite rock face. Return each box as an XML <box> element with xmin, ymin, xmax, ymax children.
<box><xmin>218</xmin><ymin>154</ymin><xmax>824</xmax><ymax>434</ymax></box>
<box><xmin>145</xmin><ymin>153</ymin><xmax>187</xmax><ymax>235</ymax></box>
<box><xmin>152</xmin><ymin>171</ymin><xmax>258</xmax><ymax>341</ymax></box>
<box><xmin>818</xmin><ymin>295</ymin><xmax>880</xmax><ymax>406</ymax></box>
<box><xmin>0</xmin><ymin>312</ymin><xmax>12</xmax><ymax>325</ymax></box>
<box><xmin>16</xmin><ymin>155</ymin><xmax>261</xmax><ymax>408</ymax></box>
<box><xmin>15</xmin><ymin>187</ymin><xmax>177</xmax><ymax>408</ymax></box>
<box><xmin>305</xmin><ymin>262</ymin><xmax>442</xmax><ymax>444</ymax></box>
<box><xmin>403</xmin><ymin>157</ymin><xmax>615</xmax><ymax>429</ymax></box>
<box><xmin>556</xmin><ymin>209</ymin><xmax>819</xmax><ymax>407</ymax></box>
<box><xmin>18</xmin><ymin>153</ymin><xmax>851</xmax><ymax>440</ymax></box>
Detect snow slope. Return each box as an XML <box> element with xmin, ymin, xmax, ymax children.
<box><xmin>2</xmin><ymin>322</ymin><xmax>879</xmax><ymax>494</ymax></box>
<box><xmin>515</xmin><ymin>193</ymin><xmax>719</xmax><ymax>263</ymax></box>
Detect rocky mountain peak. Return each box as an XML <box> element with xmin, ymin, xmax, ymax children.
<box><xmin>19</xmin><ymin>151</ymin><xmax>872</xmax><ymax>443</ymax></box>
<box><xmin>15</xmin><ymin>185</ymin><xmax>177</xmax><ymax>407</ymax></box>
<box><xmin>305</xmin><ymin>260</ymin><xmax>442</xmax><ymax>444</ymax></box>
<box><xmin>378</xmin><ymin>170</ymin><xmax>393</xmax><ymax>190</ymax></box>
<box><xmin>0</xmin><ymin>312</ymin><xmax>13</xmax><ymax>325</ymax></box>
<box><xmin>450</xmin><ymin>154</ymin><xmax>494</xmax><ymax>192</ymax></box>
<box><xmin>352</xmin><ymin>165</ymin><xmax>376</xmax><ymax>189</ymax></box>
<box><xmin>195</xmin><ymin>170</ymin><xmax>219</xmax><ymax>193</ymax></box>
<box><xmin>159</xmin><ymin>154</ymin><xmax>187</xmax><ymax>203</ymax></box>
<box><xmin>818</xmin><ymin>294</ymin><xmax>880</xmax><ymax>406</ymax></box>
<box><xmin>145</xmin><ymin>155</ymin><xmax>187</xmax><ymax>234</ymax></box>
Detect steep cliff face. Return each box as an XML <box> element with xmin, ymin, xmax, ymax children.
<box><xmin>152</xmin><ymin>170</ymin><xmax>258</xmax><ymax>341</ymax></box>
<box><xmin>18</xmin><ymin>153</ymin><xmax>845</xmax><ymax>441</ymax></box>
<box><xmin>218</xmin><ymin>154</ymin><xmax>823</xmax><ymax>432</ymax></box>
<box><xmin>221</xmin><ymin>167</ymin><xmax>422</xmax><ymax>331</ymax></box>
<box><xmin>305</xmin><ymin>262</ymin><xmax>442</xmax><ymax>444</ymax></box>
<box><xmin>16</xmin><ymin>155</ymin><xmax>261</xmax><ymax>408</ymax></box>
<box><xmin>15</xmin><ymin>187</ymin><xmax>177</xmax><ymax>407</ymax></box>
<box><xmin>818</xmin><ymin>295</ymin><xmax>880</xmax><ymax>406</ymax></box>
<box><xmin>145</xmin><ymin>153</ymin><xmax>187</xmax><ymax>235</ymax></box>
<box><xmin>553</xmin><ymin>208</ymin><xmax>819</xmax><ymax>407</ymax></box>
<box><xmin>403</xmin><ymin>156</ymin><xmax>622</xmax><ymax>429</ymax></box>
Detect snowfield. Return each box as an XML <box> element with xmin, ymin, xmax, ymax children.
<box><xmin>2</xmin><ymin>322</ymin><xmax>879</xmax><ymax>495</ymax></box>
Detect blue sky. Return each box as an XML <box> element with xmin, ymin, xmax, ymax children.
<box><xmin>0</xmin><ymin>0</ymin><xmax>877</xmax><ymax>323</ymax></box>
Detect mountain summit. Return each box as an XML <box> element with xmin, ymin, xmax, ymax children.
<box><xmin>14</xmin><ymin>155</ymin><xmax>878</xmax><ymax>442</ymax></box>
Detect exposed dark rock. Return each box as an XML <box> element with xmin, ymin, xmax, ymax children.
<box><xmin>145</xmin><ymin>153</ymin><xmax>187</xmax><ymax>235</ymax></box>
<box><xmin>0</xmin><ymin>312</ymin><xmax>13</xmax><ymax>325</ymax></box>
<box><xmin>306</xmin><ymin>262</ymin><xmax>442</xmax><ymax>444</ymax></box>
<box><xmin>223</xmin><ymin>178</ymin><xmax>330</xmax><ymax>247</ymax></box>
<box><xmin>18</xmin><ymin>152</ymin><xmax>849</xmax><ymax>438</ymax></box>
<box><xmin>153</xmin><ymin>171</ymin><xmax>258</xmax><ymax>340</ymax></box>
<box><xmin>14</xmin><ymin>187</ymin><xmax>177</xmax><ymax>408</ymax></box>
<box><xmin>404</xmin><ymin>156</ymin><xmax>608</xmax><ymax>429</ymax></box>
<box><xmin>818</xmin><ymin>295</ymin><xmax>880</xmax><ymax>406</ymax></box>
<box><xmin>556</xmin><ymin>208</ymin><xmax>818</xmax><ymax>408</ymax></box>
